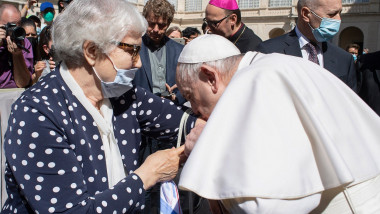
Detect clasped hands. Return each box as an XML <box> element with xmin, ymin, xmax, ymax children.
<box><xmin>162</xmin><ymin>83</ymin><xmax>177</xmax><ymax>101</ymax></box>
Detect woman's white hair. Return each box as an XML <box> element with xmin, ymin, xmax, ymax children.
<box><xmin>52</xmin><ymin>0</ymin><xmax>147</xmax><ymax>66</ymax></box>
<box><xmin>176</xmin><ymin>54</ymin><xmax>243</xmax><ymax>85</ymax></box>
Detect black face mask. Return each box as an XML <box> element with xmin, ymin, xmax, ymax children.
<box><xmin>27</xmin><ymin>37</ymin><xmax>38</xmax><ymax>47</ymax></box>
<box><xmin>27</xmin><ymin>37</ymin><xmax>38</xmax><ymax>62</ymax></box>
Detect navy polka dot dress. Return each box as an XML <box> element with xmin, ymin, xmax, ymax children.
<box><xmin>2</xmin><ymin>69</ymin><xmax>196</xmax><ymax>214</ymax></box>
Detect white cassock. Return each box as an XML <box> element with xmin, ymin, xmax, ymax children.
<box><xmin>179</xmin><ymin>52</ymin><xmax>380</xmax><ymax>213</ymax></box>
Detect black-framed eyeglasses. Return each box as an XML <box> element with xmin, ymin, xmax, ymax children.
<box><xmin>203</xmin><ymin>14</ymin><xmax>230</xmax><ymax>28</ymax></box>
<box><xmin>117</xmin><ymin>42</ymin><xmax>141</xmax><ymax>58</ymax></box>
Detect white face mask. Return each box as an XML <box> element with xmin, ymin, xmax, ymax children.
<box><xmin>93</xmin><ymin>55</ymin><xmax>137</xmax><ymax>98</ymax></box>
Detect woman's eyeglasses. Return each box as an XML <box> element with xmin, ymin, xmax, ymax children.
<box><xmin>117</xmin><ymin>42</ymin><xmax>141</xmax><ymax>64</ymax></box>
<box><xmin>203</xmin><ymin>14</ymin><xmax>230</xmax><ymax>28</ymax></box>
<box><xmin>117</xmin><ymin>42</ymin><xmax>141</xmax><ymax>57</ymax></box>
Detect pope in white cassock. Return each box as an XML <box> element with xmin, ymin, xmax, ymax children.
<box><xmin>175</xmin><ymin>34</ymin><xmax>380</xmax><ymax>214</ymax></box>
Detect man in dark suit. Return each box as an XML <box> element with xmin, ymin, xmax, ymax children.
<box><xmin>257</xmin><ymin>0</ymin><xmax>357</xmax><ymax>92</ymax></box>
<box><xmin>204</xmin><ymin>0</ymin><xmax>262</xmax><ymax>53</ymax></box>
<box><xmin>133</xmin><ymin>0</ymin><xmax>185</xmax><ymax>105</ymax></box>
<box><xmin>358</xmin><ymin>51</ymin><xmax>380</xmax><ymax>116</ymax></box>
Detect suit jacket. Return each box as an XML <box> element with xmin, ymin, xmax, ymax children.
<box><xmin>256</xmin><ymin>29</ymin><xmax>357</xmax><ymax>92</ymax></box>
<box><xmin>358</xmin><ymin>51</ymin><xmax>380</xmax><ymax>116</ymax></box>
<box><xmin>133</xmin><ymin>34</ymin><xmax>186</xmax><ymax>104</ymax></box>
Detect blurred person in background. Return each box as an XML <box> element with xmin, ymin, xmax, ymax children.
<box><xmin>358</xmin><ymin>51</ymin><xmax>380</xmax><ymax>116</ymax></box>
<box><xmin>20</xmin><ymin>0</ymin><xmax>38</xmax><ymax>18</ymax></box>
<box><xmin>21</xmin><ymin>17</ymin><xmax>38</xmax><ymax>65</ymax></box>
<box><xmin>32</xmin><ymin>25</ymin><xmax>56</xmax><ymax>84</ymax></box>
<box><xmin>0</xmin><ymin>3</ymin><xmax>33</xmax><ymax>88</ymax></box>
<box><xmin>182</xmin><ymin>27</ymin><xmax>201</xmax><ymax>45</ymax></box>
<box><xmin>346</xmin><ymin>43</ymin><xmax>360</xmax><ymax>63</ymax></box>
<box><xmin>39</xmin><ymin>2</ymin><xmax>55</xmax><ymax>29</ymax></box>
<box><xmin>28</xmin><ymin>15</ymin><xmax>41</xmax><ymax>35</ymax></box>
<box><xmin>58</xmin><ymin>0</ymin><xmax>73</xmax><ymax>13</ymax></box>
<box><xmin>166</xmin><ymin>26</ymin><xmax>182</xmax><ymax>39</ymax></box>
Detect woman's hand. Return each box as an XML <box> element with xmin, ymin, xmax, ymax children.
<box><xmin>134</xmin><ymin>145</ymin><xmax>184</xmax><ymax>190</ymax></box>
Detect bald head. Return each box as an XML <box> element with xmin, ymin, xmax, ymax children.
<box><xmin>0</xmin><ymin>4</ymin><xmax>21</xmax><ymax>25</ymax></box>
<box><xmin>297</xmin><ymin>0</ymin><xmax>315</xmax><ymax>14</ymax></box>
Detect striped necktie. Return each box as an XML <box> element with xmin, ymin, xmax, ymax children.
<box><xmin>305</xmin><ymin>42</ymin><xmax>320</xmax><ymax>65</ymax></box>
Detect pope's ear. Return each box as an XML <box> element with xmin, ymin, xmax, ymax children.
<box><xmin>200</xmin><ymin>64</ymin><xmax>219</xmax><ymax>93</ymax></box>
<box><xmin>83</xmin><ymin>41</ymin><xmax>98</xmax><ymax>66</ymax></box>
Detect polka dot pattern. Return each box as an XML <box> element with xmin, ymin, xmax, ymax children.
<box><xmin>3</xmin><ymin>70</ymin><xmax>197</xmax><ymax>213</ymax></box>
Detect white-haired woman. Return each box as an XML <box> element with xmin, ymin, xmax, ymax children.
<box><xmin>2</xmin><ymin>0</ymin><xmax>201</xmax><ymax>213</ymax></box>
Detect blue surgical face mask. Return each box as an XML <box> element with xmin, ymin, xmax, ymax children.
<box><xmin>352</xmin><ymin>54</ymin><xmax>357</xmax><ymax>61</ymax></box>
<box><xmin>92</xmin><ymin>55</ymin><xmax>137</xmax><ymax>98</ymax></box>
<box><xmin>36</xmin><ymin>27</ymin><xmax>41</xmax><ymax>35</ymax></box>
<box><xmin>308</xmin><ymin>10</ymin><xmax>341</xmax><ymax>42</ymax></box>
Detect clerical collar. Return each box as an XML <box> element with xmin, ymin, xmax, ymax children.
<box><xmin>229</xmin><ymin>23</ymin><xmax>246</xmax><ymax>45</ymax></box>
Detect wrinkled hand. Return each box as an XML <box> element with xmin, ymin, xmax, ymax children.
<box><xmin>164</xmin><ymin>83</ymin><xmax>177</xmax><ymax>101</ymax></box>
<box><xmin>48</xmin><ymin>57</ymin><xmax>56</xmax><ymax>71</ymax></box>
<box><xmin>184</xmin><ymin>121</ymin><xmax>206</xmax><ymax>157</ymax></box>
<box><xmin>134</xmin><ymin>146</ymin><xmax>184</xmax><ymax>189</ymax></box>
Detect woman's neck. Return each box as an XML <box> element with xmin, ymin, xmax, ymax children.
<box><xmin>68</xmin><ymin>64</ymin><xmax>104</xmax><ymax>110</ymax></box>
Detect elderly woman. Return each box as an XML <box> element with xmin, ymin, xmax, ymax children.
<box><xmin>2</xmin><ymin>0</ymin><xmax>200</xmax><ymax>213</ymax></box>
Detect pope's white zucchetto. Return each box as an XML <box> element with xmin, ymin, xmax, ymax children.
<box><xmin>178</xmin><ymin>34</ymin><xmax>241</xmax><ymax>63</ymax></box>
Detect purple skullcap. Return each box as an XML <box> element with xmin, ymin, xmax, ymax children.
<box><xmin>209</xmin><ymin>0</ymin><xmax>239</xmax><ymax>10</ymax></box>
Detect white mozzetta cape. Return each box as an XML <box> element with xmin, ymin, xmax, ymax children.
<box><xmin>179</xmin><ymin>52</ymin><xmax>380</xmax><ymax>200</ymax></box>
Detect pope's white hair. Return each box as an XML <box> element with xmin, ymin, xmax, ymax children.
<box><xmin>176</xmin><ymin>54</ymin><xmax>243</xmax><ymax>85</ymax></box>
<box><xmin>52</xmin><ymin>0</ymin><xmax>147</xmax><ymax>66</ymax></box>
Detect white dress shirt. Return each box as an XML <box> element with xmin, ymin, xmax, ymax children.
<box><xmin>295</xmin><ymin>26</ymin><xmax>324</xmax><ymax>68</ymax></box>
